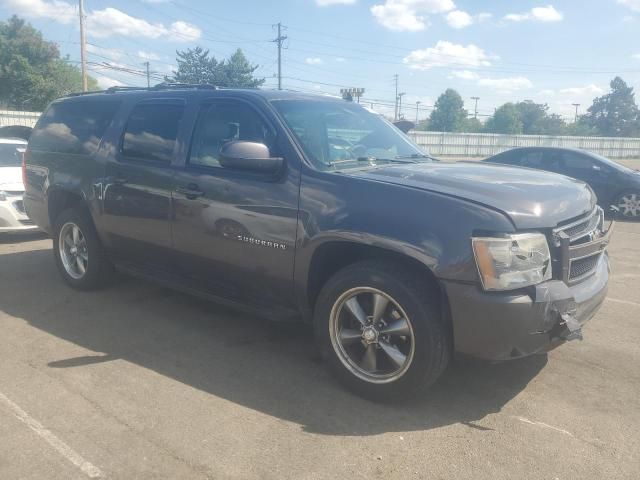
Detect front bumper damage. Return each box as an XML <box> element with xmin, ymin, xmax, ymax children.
<box><xmin>443</xmin><ymin>254</ymin><xmax>609</xmax><ymax>360</ymax></box>
<box><xmin>443</xmin><ymin>213</ymin><xmax>614</xmax><ymax>361</ymax></box>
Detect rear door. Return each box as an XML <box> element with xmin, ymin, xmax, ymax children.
<box><xmin>170</xmin><ymin>98</ymin><xmax>300</xmax><ymax>309</ymax></box>
<box><xmin>101</xmin><ymin>99</ymin><xmax>185</xmax><ymax>268</ymax></box>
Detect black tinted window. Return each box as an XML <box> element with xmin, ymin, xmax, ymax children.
<box><xmin>562</xmin><ymin>152</ymin><xmax>596</xmax><ymax>170</ymax></box>
<box><xmin>520</xmin><ymin>151</ymin><xmax>545</xmax><ymax>167</ymax></box>
<box><xmin>122</xmin><ymin>103</ymin><xmax>184</xmax><ymax>163</ymax></box>
<box><xmin>0</xmin><ymin>143</ymin><xmax>25</xmax><ymax>166</ymax></box>
<box><xmin>29</xmin><ymin>100</ymin><xmax>119</xmax><ymax>155</ymax></box>
<box><xmin>189</xmin><ymin>102</ymin><xmax>274</xmax><ymax>168</ymax></box>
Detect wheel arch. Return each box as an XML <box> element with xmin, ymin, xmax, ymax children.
<box><xmin>301</xmin><ymin>237</ymin><xmax>452</xmax><ymax>343</ymax></box>
<box><xmin>47</xmin><ymin>187</ymin><xmax>89</xmax><ymax>227</ymax></box>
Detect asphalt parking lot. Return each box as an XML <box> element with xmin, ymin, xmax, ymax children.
<box><xmin>1</xmin><ymin>222</ymin><xmax>639</xmax><ymax>480</ymax></box>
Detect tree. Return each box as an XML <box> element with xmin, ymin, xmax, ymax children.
<box><xmin>463</xmin><ymin>117</ymin><xmax>483</xmax><ymax>133</ymax></box>
<box><xmin>485</xmin><ymin>103</ymin><xmax>523</xmax><ymax>134</ymax></box>
<box><xmin>584</xmin><ymin>77</ymin><xmax>640</xmax><ymax>137</ymax></box>
<box><xmin>170</xmin><ymin>47</ymin><xmax>264</xmax><ymax>88</ymax></box>
<box><xmin>428</xmin><ymin>89</ymin><xmax>468</xmax><ymax>132</ymax></box>
<box><xmin>533</xmin><ymin>113</ymin><xmax>567</xmax><ymax>135</ymax></box>
<box><xmin>0</xmin><ymin>16</ymin><xmax>95</xmax><ymax>110</ymax></box>
<box><xmin>514</xmin><ymin>100</ymin><xmax>548</xmax><ymax>134</ymax></box>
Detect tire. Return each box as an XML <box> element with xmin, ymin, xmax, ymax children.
<box><xmin>614</xmin><ymin>191</ymin><xmax>640</xmax><ymax>220</ymax></box>
<box><xmin>53</xmin><ymin>207</ymin><xmax>113</xmax><ymax>290</ymax></box>
<box><xmin>314</xmin><ymin>260</ymin><xmax>450</xmax><ymax>401</ymax></box>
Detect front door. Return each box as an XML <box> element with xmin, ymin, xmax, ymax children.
<box><xmin>102</xmin><ymin>100</ymin><xmax>185</xmax><ymax>268</ymax></box>
<box><xmin>171</xmin><ymin>99</ymin><xmax>300</xmax><ymax>310</ymax></box>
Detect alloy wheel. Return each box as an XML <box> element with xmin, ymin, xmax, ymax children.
<box><xmin>329</xmin><ymin>287</ymin><xmax>415</xmax><ymax>384</ymax></box>
<box><xmin>59</xmin><ymin>222</ymin><xmax>89</xmax><ymax>279</ymax></box>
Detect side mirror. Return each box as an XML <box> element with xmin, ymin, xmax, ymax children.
<box><xmin>219</xmin><ymin>141</ymin><xmax>284</xmax><ymax>174</ymax></box>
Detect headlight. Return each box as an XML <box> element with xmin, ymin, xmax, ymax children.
<box><xmin>0</xmin><ymin>191</ymin><xmax>6</xmax><ymax>201</ymax></box>
<box><xmin>472</xmin><ymin>233</ymin><xmax>552</xmax><ymax>291</ymax></box>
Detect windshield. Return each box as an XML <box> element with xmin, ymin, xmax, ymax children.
<box><xmin>0</xmin><ymin>143</ymin><xmax>25</xmax><ymax>167</ymax></box>
<box><xmin>272</xmin><ymin>99</ymin><xmax>431</xmax><ymax>171</ymax></box>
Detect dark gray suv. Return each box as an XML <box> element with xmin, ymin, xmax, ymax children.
<box><xmin>23</xmin><ymin>85</ymin><xmax>613</xmax><ymax>399</ymax></box>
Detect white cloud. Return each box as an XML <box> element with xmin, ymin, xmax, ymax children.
<box><xmin>1</xmin><ymin>0</ymin><xmax>76</xmax><ymax>23</ymax></box>
<box><xmin>371</xmin><ymin>0</ymin><xmax>455</xmax><ymax>32</ymax></box>
<box><xmin>618</xmin><ymin>0</ymin><xmax>640</xmax><ymax>12</ymax></box>
<box><xmin>477</xmin><ymin>76</ymin><xmax>533</xmax><ymax>91</ymax></box>
<box><xmin>559</xmin><ymin>84</ymin><xmax>604</xmax><ymax>96</ymax></box>
<box><xmin>316</xmin><ymin>0</ymin><xmax>356</xmax><ymax>5</ymax></box>
<box><xmin>504</xmin><ymin>5</ymin><xmax>563</xmax><ymax>22</ymax></box>
<box><xmin>450</xmin><ymin>70</ymin><xmax>480</xmax><ymax>80</ymax></box>
<box><xmin>2</xmin><ymin>1</ymin><xmax>201</xmax><ymax>42</ymax></box>
<box><xmin>633</xmin><ymin>53</ymin><xmax>640</xmax><ymax>60</ymax></box>
<box><xmin>446</xmin><ymin>10</ymin><xmax>472</xmax><ymax>28</ymax></box>
<box><xmin>476</xmin><ymin>12</ymin><xmax>492</xmax><ymax>22</ymax></box>
<box><xmin>94</xmin><ymin>74</ymin><xmax>125</xmax><ymax>89</ymax></box>
<box><xmin>404</xmin><ymin>41</ymin><xmax>493</xmax><ymax>70</ymax></box>
<box><xmin>335</xmin><ymin>57</ymin><xmax>347</xmax><ymax>62</ymax></box>
<box><xmin>87</xmin><ymin>8</ymin><xmax>201</xmax><ymax>41</ymax></box>
<box><xmin>138</xmin><ymin>51</ymin><xmax>160</xmax><ymax>61</ymax></box>
<box><xmin>305</xmin><ymin>57</ymin><xmax>324</xmax><ymax>65</ymax></box>
<box><xmin>538</xmin><ymin>89</ymin><xmax>556</xmax><ymax>96</ymax></box>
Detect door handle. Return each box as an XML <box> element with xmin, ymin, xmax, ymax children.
<box><xmin>176</xmin><ymin>183</ymin><xmax>204</xmax><ymax>199</ymax></box>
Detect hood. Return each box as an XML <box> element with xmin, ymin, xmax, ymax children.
<box><xmin>350</xmin><ymin>162</ymin><xmax>595</xmax><ymax>229</ymax></box>
<box><xmin>0</xmin><ymin>167</ymin><xmax>24</xmax><ymax>192</ymax></box>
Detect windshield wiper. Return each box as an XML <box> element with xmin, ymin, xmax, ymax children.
<box><xmin>394</xmin><ymin>153</ymin><xmax>434</xmax><ymax>161</ymax></box>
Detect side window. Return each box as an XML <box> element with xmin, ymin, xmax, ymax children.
<box><xmin>29</xmin><ymin>100</ymin><xmax>120</xmax><ymax>155</ymax></box>
<box><xmin>521</xmin><ymin>151</ymin><xmax>544</xmax><ymax>167</ymax></box>
<box><xmin>189</xmin><ymin>102</ymin><xmax>274</xmax><ymax>168</ymax></box>
<box><xmin>562</xmin><ymin>153</ymin><xmax>595</xmax><ymax>171</ymax></box>
<box><xmin>121</xmin><ymin>103</ymin><xmax>184</xmax><ymax>164</ymax></box>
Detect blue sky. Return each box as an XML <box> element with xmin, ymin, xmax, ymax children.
<box><xmin>2</xmin><ymin>0</ymin><xmax>640</xmax><ymax>119</ymax></box>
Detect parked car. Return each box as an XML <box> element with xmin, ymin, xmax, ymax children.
<box><xmin>24</xmin><ymin>86</ymin><xmax>613</xmax><ymax>399</ymax></box>
<box><xmin>483</xmin><ymin>147</ymin><xmax>640</xmax><ymax>219</ymax></box>
<box><xmin>0</xmin><ymin>137</ymin><xmax>38</xmax><ymax>233</ymax></box>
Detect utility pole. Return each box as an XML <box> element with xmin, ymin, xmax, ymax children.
<box><xmin>471</xmin><ymin>96</ymin><xmax>480</xmax><ymax>119</ymax></box>
<box><xmin>78</xmin><ymin>0</ymin><xmax>88</xmax><ymax>92</ymax></box>
<box><xmin>572</xmin><ymin>103</ymin><xmax>580</xmax><ymax>123</ymax></box>
<box><xmin>415</xmin><ymin>100</ymin><xmax>421</xmax><ymax>123</ymax></box>
<box><xmin>144</xmin><ymin>62</ymin><xmax>150</xmax><ymax>88</ymax></box>
<box><xmin>393</xmin><ymin>74</ymin><xmax>399</xmax><ymax>120</ymax></box>
<box><xmin>272</xmin><ymin>23</ymin><xmax>287</xmax><ymax>90</ymax></box>
<box><xmin>397</xmin><ymin>92</ymin><xmax>405</xmax><ymax>120</ymax></box>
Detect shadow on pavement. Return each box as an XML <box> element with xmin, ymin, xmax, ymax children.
<box><xmin>1</xmin><ymin>247</ymin><xmax>547</xmax><ymax>436</ymax></box>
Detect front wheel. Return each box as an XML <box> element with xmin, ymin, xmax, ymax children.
<box><xmin>314</xmin><ymin>260</ymin><xmax>450</xmax><ymax>401</ymax></box>
<box><xmin>615</xmin><ymin>191</ymin><xmax>640</xmax><ymax>219</ymax></box>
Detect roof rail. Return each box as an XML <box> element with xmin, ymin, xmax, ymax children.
<box><xmin>63</xmin><ymin>83</ymin><xmax>219</xmax><ymax>98</ymax></box>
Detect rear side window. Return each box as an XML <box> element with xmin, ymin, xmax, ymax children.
<box><xmin>29</xmin><ymin>100</ymin><xmax>120</xmax><ymax>155</ymax></box>
<box><xmin>122</xmin><ymin>103</ymin><xmax>184</xmax><ymax>164</ymax></box>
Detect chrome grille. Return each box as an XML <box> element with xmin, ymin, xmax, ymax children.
<box><xmin>569</xmin><ymin>253</ymin><xmax>601</xmax><ymax>281</ymax></box>
<box><xmin>552</xmin><ymin>206</ymin><xmax>611</xmax><ymax>285</ymax></box>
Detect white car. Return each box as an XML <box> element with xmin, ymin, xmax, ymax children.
<box><xmin>0</xmin><ymin>138</ymin><xmax>37</xmax><ymax>233</ymax></box>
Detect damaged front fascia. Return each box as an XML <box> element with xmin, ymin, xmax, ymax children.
<box><xmin>530</xmin><ymin>282</ymin><xmax>582</xmax><ymax>341</ymax></box>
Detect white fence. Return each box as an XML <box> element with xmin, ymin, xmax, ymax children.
<box><xmin>0</xmin><ymin>109</ymin><xmax>41</xmax><ymax>128</ymax></box>
<box><xmin>409</xmin><ymin>131</ymin><xmax>640</xmax><ymax>159</ymax></box>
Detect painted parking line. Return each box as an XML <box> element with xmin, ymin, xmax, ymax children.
<box><xmin>606</xmin><ymin>297</ymin><xmax>640</xmax><ymax>308</ymax></box>
<box><xmin>0</xmin><ymin>391</ymin><xmax>104</xmax><ymax>479</ymax></box>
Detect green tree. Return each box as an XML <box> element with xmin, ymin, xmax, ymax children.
<box><xmin>584</xmin><ymin>77</ymin><xmax>640</xmax><ymax>137</ymax></box>
<box><xmin>428</xmin><ymin>89</ymin><xmax>468</xmax><ymax>132</ymax></box>
<box><xmin>485</xmin><ymin>103</ymin><xmax>524</xmax><ymax>134</ymax></box>
<box><xmin>533</xmin><ymin>113</ymin><xmax>567</xmax><ymax>135</ymax></box>
<box><xmin>514</xmin><ymin>100</ymin><xmax>548</xmax><ymax>134</ymax></box>
<box><xmin>170</xmin><ymin>47</ymin><xmax>264</xmax><ymax>88</ymax></box>
<box><xmin>0</xmin><ymin>16</ymin><xmax>95</xmax><ymax>110</ymax></box>
<box><xmin>463</xmin><ymin>117</ymin><xmax>483</xmax><ymax>133</ymax></box>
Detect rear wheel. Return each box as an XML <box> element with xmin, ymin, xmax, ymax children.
<box><xmin>53</xmin><ymin>207</ymin><xmax>113</xmax><ymax>290</ymax></box>
<box><xmin>615</xmin><ymin>192</ymin><xmax>640</xmax><ymax>219</ymax></box>
<box><xmin>314</xmin><ymin>260</ymin><xmax>450</xmax><ymax>401</ymax></box>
